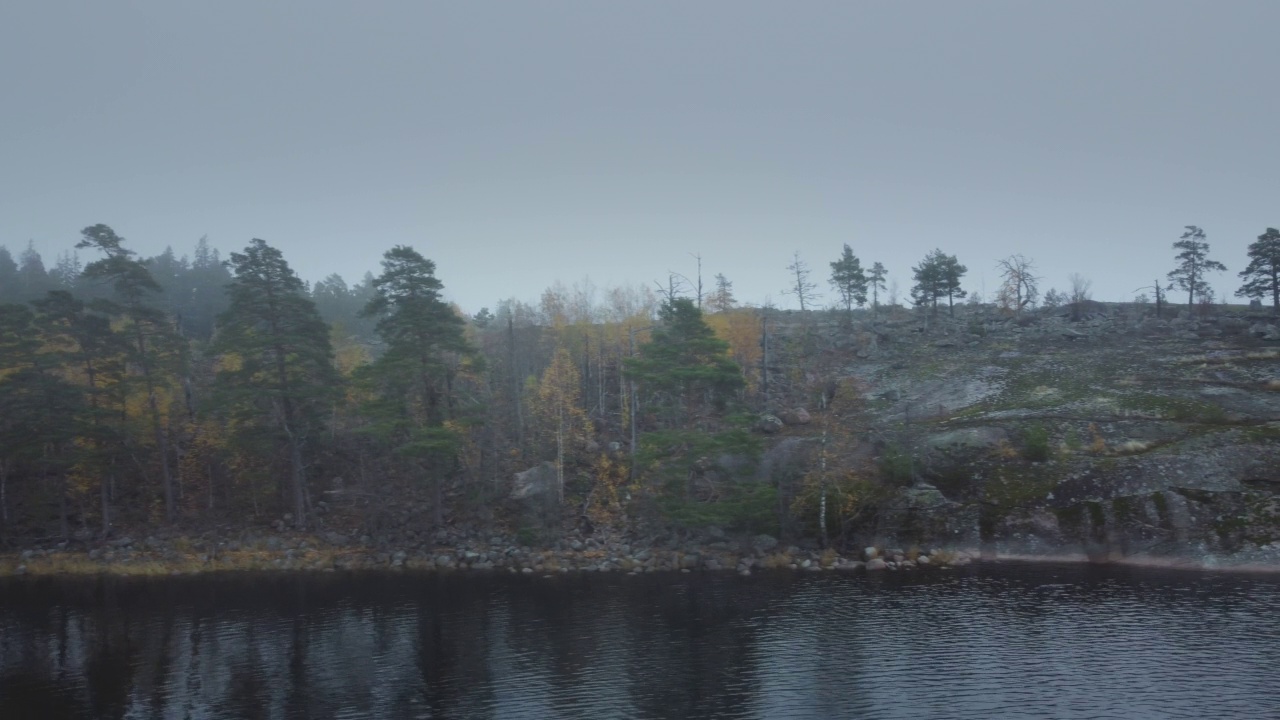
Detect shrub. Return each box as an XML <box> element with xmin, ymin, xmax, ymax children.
<box><xmin>879</xmin><ymin>443</ymin><xmax>914</xmax><ymax>484</ymax></box>
<box><xmin>1023</xmin><ymin>424</ymin><xmax>1051</xmax><ymax>462</ymax></box>
<box><xmin>661</xmin><ymin>481</ymin><xmax>778</xmax><ymax>535</ymax></box>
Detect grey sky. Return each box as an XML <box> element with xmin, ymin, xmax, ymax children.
<box><xmin>2</xmin><ymin>1</ymin><xmax>1276</xmax><ymax>313</ymax></box>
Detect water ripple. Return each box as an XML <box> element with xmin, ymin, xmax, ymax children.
<box><xmin>1</xmin><ymin>565</ymin><xmax>1278</xmax><ymax>719</ymax></box>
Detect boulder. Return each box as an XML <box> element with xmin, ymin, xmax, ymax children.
<box><xmin>778</xmin><ymin>408</ymin><xmax>812</xmax><ymax>425</ymax></box>
<box><xmin>1248</xmin><ymin>323</ymin><xmax>1280</xmax><ymax>341</ymax></box>
<box><xmin>511</xmin><ymin>462</ymin><xmax>558</xmax><ymax>501</ymax></box>
<box><xmin>756</xmin><ymin>414</ymin><xmax>784</xmax><ymax>433</ymax></box>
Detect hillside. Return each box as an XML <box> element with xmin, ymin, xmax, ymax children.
<box><xmin>756</xmin><ymin>303</ymin><xmax>1280</xmax><ymax>566</ymax></box>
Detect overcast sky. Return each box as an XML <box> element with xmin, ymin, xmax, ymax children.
<box><xmin>2</xmin><ymin>1</ymin><xmax>1276</xmax><ymax>313</ymax></box>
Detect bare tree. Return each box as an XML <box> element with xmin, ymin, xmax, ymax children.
<box><xmin>1133</xmin><ymin>280</ymin><xmax>1166</xmax><ymax>318</ymax></box>
<box><xmin>783</xmin><ymin>251</ymin><xmax>820</xmax><ymax>312</ymax></box>
<box><xmin>1068</xmin><ymin>273</ymin><xmax>1092</xmax><ymax>321</ymax></box>
<box><xmin>995</xmin><ymin>254</ymin><xmax>1040</xmax><ymax>316</ymax></box>
<box><xmin>654</xmin><ymin>273</ymin><xmax>688</xmax><ymax>305</ymax></box>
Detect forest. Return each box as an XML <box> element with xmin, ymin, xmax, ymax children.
<box><xmin>1</xmin><ymin>225</ymin><xmax>1277</xmax><ymax>549</ymax></box>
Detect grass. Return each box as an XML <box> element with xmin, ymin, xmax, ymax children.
<box><xmin>1114</xmin><ymin>394</ymin><xmax>1229</xmax><ymax>424</ymax></box>
<box><xmin>0</xmin><ymin>547</ymin><xmax>361</xmax><ymax>577</ymax></box>
<box><xmin>759</xmin><ymin>552</ymin><xmax>794</xmax><ymax>569</ymax></box>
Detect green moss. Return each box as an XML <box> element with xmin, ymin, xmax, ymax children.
<box><xmin>1063</xmin><ymin>428</ymin><xmax>1081</xmax><ymax>451</ymax></box>
<box><xmin>1111</xmin><ymin>496</ymin><xmax>1136</xmax><ymax>524</ymax></box>
<box><xmin>1151</xmin><ymin>492</ymin><xmax>1171</xmax><ymax>529</ymax></box>
<box><xmin>1055</xmin><ymin>505</ymin><xmax>1085</xmax><ymax>533</ymax></box>
<box><xmin>1022</xmin><ymin>424</ymin><xmax>1051</xmax><ymax>462</ymax></box>
<box><xmin>1085</xmin><ymin>501</ymin><xmax>1108</xmax><ymax>542</ymax></box>
<box><xmin>879</xmin><ymin>443</ymin><xmax>915</xmax><ymax>485</ymax></box>
<box><xmin>1116</xmin><ymin>394</ymin><xmax>1229</xmax><ymax>424</ymax></box>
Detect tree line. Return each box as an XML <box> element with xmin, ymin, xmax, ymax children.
<box><xmin>0</xmin><ymin>222</ymin><xmax>1276</xmax><ymax>545</ymax></box>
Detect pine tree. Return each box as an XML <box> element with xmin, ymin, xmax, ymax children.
<box><xmin>913</xmin><ymin>249</ymin><xmax>967</xmax><ymax>316</ymax></box>
<box><xmin>0</xmin><ymin>247</ymin><xmax>16</xmax><ymax>298</ymax></box>
<box><xmin>829</xmin><ymin>244</ymin><xmax>868</xmax><ymax>316</ymax></box>
<box><xmin>360</xmin><ymin>245</ymin><xmax>476</xmax><ymax>525</ymax></box>
<box><xmin>77</xmin><ymin>224</ymin><xmax>185</xmax><ymax>522</ymax></box>
<box><xmin>0</xmin><ymin>303</ymin><xmax>86</xmax><ymax>537</ymax></box>
<box><xmin>32</xmin><ymin>291</ymin><xmax>128</xmax><ymax>537</ymax></box>
<box><xmin>1236</xmin><ymin>228</ymin><xmax>1280</xmax><ymax>314</ymax></box>
<box><xmin>625</xmin><ymin>298</ymin><xmax>744</xmax><ymax>428</ymax></box>
<box><xmin>211</xmin><ymin>238</ymin><xmax>338</xmax><ymax>529</ymax></box>
<box><xmin>867</xmin><ymin>262</ymin><xmax>887</xmax><ymax>314</ymax></box>
<box><xmin>1167</xmin><ymin>226</ymin><xmax>1227</xmax><ymax>309</ymax></box>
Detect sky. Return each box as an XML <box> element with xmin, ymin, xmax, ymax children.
<box><xmin>2</xmin><ymin>1</ymin><xmax>1277</xmax><ymax>313</ymax></box>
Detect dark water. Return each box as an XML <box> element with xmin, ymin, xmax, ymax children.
<box><xmin>1</xmin><ymin>564</ymin><xmax>1278</xmax><ymax>720</ymax></box>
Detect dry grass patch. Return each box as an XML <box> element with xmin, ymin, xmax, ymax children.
<box><xmin>759</xmin><ymin>553</ymin><xmax>794</xmax><ymax>569</ymax></box>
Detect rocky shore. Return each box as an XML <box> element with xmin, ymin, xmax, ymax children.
<box><xmin>0</xmin><ymin>530</ymin><xmax>982</xmax><ymax>578</ymax></box>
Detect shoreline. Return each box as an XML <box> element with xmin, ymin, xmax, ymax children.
<box><xmin>3</xmin><ymin>537</ymin><xmax>1279</xmax><ymax>579</ymax></box>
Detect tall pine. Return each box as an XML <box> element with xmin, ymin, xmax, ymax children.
<box><xmin>212</xmin><ymin>238</ymin><xmax>337</xmax><ymax>529</ymax></box>
<box><xmin>360</xmin><ymin>245</ymin><xmax>476</xmax><ymax>526</ymax></box>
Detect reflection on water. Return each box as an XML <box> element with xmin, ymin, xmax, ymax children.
<box><xmin>1</xmin><ymin>564</ymin><xmax>1278</xmax><ymax>719</ymax></box>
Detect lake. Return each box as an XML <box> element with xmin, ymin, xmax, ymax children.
<box><xmin>1</xmin><ymin>563</ymin><xmax>1277</xmax><ymax>719</ymax></box>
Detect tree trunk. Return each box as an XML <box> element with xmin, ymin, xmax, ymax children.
<box><xmin>284</xmin><ymin>421</ymin><xmax>306</xmax><ymax>529</ymax></box>
<box><xmin>555</xmin><ymin>408</ymin><xmax>565</xmax><ymax>504</ymax></box>
<box><xmin>819</xmin><ymin>426</ymin><xmax>828</xmax><ymax>548</ymax></box>
<box><xmin>0</xmin><ymin>460</ymin><xmax>8</xmax><ymax>530</ymax></box>
<box><xmin>100</xmin><ymin>470</ymin><xmax>110</xmax><ymax>539</ymax></box>
<box><xmin>136</xmin><ymin>326</ymin><xmax>177</xmax><ymax>523</ymax></box>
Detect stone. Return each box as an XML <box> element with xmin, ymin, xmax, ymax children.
<box><xmin>778</xmin><ymin>408</ymin><xmax>812</xmax><ymax>425</ymax></box>
<box><xmin>1248</xmin><ymin>323</ymin><xmax>1280</xmax><ymax>341</ymax></box>
<box><xmin>916</xmin><ymin>554</ymin><xmax>931</xmax><ymax>565</ymax></box>
<box><xmin>864</xmin><ymin>546</ymin><xmax>879</xmax><ymax>560</ymax></box>
<box><xmin>511</xmin><ymin>462</ymin><xmax>558</xmax><ymax>501</ymax></box>
<box><xmin>751</xmin><ymin>534</ymin><xmax>779</xmax><ymax>552</ymax></box>
<box><xmin>866</xmin><ymin>558</ymin><xmax>887</xmax><ymax>571</ymax></box>
<box><xmin>756</xmin><ymin>414</ymin><xmax>784</xmax><ymax>433</ymax></box>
